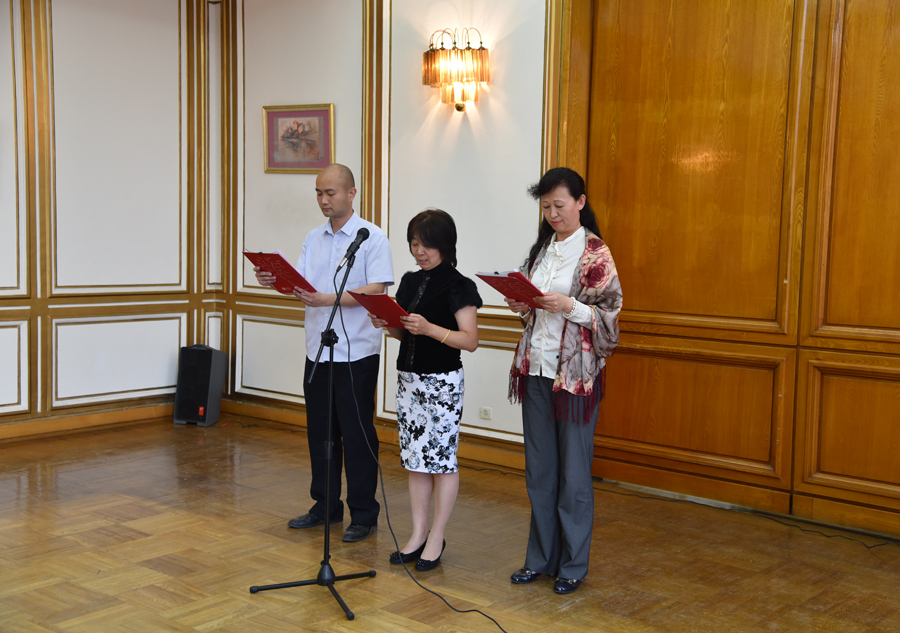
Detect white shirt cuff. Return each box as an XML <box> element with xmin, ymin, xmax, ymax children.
<box><xmin>566</xmin><ymin>299</ymin><xmax>593</xmax><ymax>328</ymax></box>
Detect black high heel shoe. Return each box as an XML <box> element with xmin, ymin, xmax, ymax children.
<box><xmin>414</xmin><ymin>540</ymin><xmax>446</xmax><ymax>572</ymax></box>
<box><xmin>389</xmin><ymin>541</ymin><xmax>426</xmax><ymax>565</ymax></box>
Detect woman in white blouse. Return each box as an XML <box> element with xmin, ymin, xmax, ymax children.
<box><xmin>505</xmin><ymin>167</ymin><xmax>623</xmax><ymax>595</ymax></box>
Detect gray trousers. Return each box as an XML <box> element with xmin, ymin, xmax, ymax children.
<box><xmin>522</xmin><ymin>375</ymin><xmax>598</xmax><ymax>580</ymax></box>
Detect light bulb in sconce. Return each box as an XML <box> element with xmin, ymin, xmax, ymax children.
<box><xmin>422</xmin><ymin>28</ymin><xmax>490</xmax><ymax>112</ymax></box>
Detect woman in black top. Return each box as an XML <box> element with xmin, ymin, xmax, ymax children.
<box><xmin>368</xmin><ymin>209</ymin><xmax>482</xmax><ymax>571</ymax></box>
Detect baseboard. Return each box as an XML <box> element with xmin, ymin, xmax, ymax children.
<box><xmin>593</xmin><ymin>459</ymin><xmax>791</xmax><ymax>514</ymax></box>
<box><xmin>0</xmin><ymin>405</ymin><xmax>174</xmax><ymax>442</ymax></box>
<box><xmin>220</xmin><ymin>400</ymin><xmax>307</xmax><ymax>427</ymax></box>
<box><xmin>792</xmin><ymin>494</ymin><xmax>900</xmax><ymax>539</ymax></box>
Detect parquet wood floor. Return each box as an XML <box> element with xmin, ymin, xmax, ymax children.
<box><xmin>1</xmin><ymin>416</ymin><xmax>899</xmax><ymax>632</ymax></box>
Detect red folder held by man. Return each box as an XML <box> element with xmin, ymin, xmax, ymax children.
<box><xmin>243</xmin><ymin>251</ymin><xmax>316</xmax><ymax>295</ymax></box>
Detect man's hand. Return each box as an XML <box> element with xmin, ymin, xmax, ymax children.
<box><xmin>293</xmin><ymin>288</ymin><xmax>333</xmax><ymax>307</ymax></box>
<box><xmin>254</xmin><ymin>266</ymin><xmax>276</xmax><ymax>287</ymax></box>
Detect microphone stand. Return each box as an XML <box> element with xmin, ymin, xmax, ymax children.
<box><xmin>249</xmin><ymin>252</ymin><xmax>376</xmax><ymax>621</ymax></box>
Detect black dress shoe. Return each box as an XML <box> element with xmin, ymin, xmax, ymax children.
<box><xmin>510</xmin><ymin>568</ymin><xmax>542</xmax><ymax>584</ymax></box>
<box><xmin>389</xmin><ymin>541</ymin><xmax>426</xmax><ymax>565</ymax></box>
<box><xmin>414</xmin><ymin>540</ymin><xmax>446</xmax><ymax>571</ymax></box>
<box><xmin>342</xmin><ymin>523</ymin><xmax>376</xmax><ymax>542</ymax></box>
<box><xmin>287</xmin><ymin>512</ymin><xmax>325</xmax><ymax>529</ymax></box>
<box><xmin>553</xmin><ymin>578</ymin><xmax>583</xmax><ymax>594</ymax></box>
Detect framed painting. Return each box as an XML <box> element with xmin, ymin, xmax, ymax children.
<box><xmin>263</xmin><ymin>104</ymin><xmax>334</xmax><ymax>173</ymax></box>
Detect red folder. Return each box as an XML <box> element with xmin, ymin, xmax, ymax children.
<box><xmin>349</xmin><ymin>291</ymin><xmax>409</xmax><ymax>329</ymax></box>
<box><xmin>476</xmin><ymin>270</ymin><xmax>545</xmax><ymax>309</ymax></box>
<box><xmin>243</xmin><ymin>251</ymin><xmax>317</xmax><ymax>295</ymax></box>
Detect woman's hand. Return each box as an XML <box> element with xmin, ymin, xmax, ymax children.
<box><xmin>369</xmin><ymin>312</ymin><xmax>404</xmax><ymax>341</ymax></box>
<box><xmin>368</xmin><ymin>312</ymin><xmax>389</xmax><ymax>329</ymax></box>
<box><xmin>504</xmin><ymin>297</ymin><xmax>531</xmax><ymax>314</ymax></box>
<box><xmin>399</xmin><ymin>313</ymin><xmax>434</xmax><ymax>337</ymax></box>
<box><xmin>254</xmin><ymin>266</ymin><xmax>276</xmax><ymax>287</ymax></box>
<box><xmin>533</xmin><ymin>292</ymin><xmax>574</xmax><ymax>314</ymax></box>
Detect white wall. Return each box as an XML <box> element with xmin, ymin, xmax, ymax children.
<box><xmin>53</xmin><ymin>315</ymin><xmax>186</xmax><ymax>406</ymax></box>
<box><xmin>208</xmin><ymin>2</ymin><xmax>223</xmax><ymax>290</ymax></box>
<box><xmin>236</xmin><ymin>314</ymin><xmax>306</xmax><ymax>403</ymax></box>
<box><xmin>240</xmin><ymin>0</ymin><xmax>364</xmax><ymax>282</ymax></box>
<box><xmin>388</xmin><ymin>0</ymin><xmax>546</xmax><ymax>304</ymax></box>
<box><xmin>1</xmin><ymin>2</ymin><xmax>29</xmax><ymax>415</ymax></box>
<box><xmin>0</xmin><ymin>0</ymin><xmax>26</xmax><ymax>294</ymax></box>
<box><xmin>51</xmin><ymin>0</ymin><xmax>185</xmax><ymax>293</ymax></box>
<box><xmin>0</xmin><ymin>0</ymin><xmax>190</xmax><ymax>416</ymax></box>
<box><xmin>236</xmin><ymin>0</ymin><xmax>365</xmax><ymax>402</ymax></box>
<box><xmin>386</xmin><ymin>0</ymin><xmax>546</xmax><ymax>440</ymax></box>
<box><xmin>26</xmin><ymin>0</ymin><xmax>188</xmax><ymax>412</ymax></box>
<box><xmin>0</xmin><ymin>322</ymin><xmax>27</xmax><ymax>414</ymax></box>
<box><xmin>236</xmin><ymin>0</ymin><xmax>547</xmax><ymax>441</ymax></box>
<box><xmin>1</xmin><ymin>0</ymin><xmax>548</xmax><ymax>431</ymax></box>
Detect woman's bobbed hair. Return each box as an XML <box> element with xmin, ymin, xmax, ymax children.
<box><xmin>407</xmin><ymin>208</ymin><xmax>458</xmax><ymax>267</ymax></box>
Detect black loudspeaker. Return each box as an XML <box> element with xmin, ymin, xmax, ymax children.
<box><xmin>174</xmin><ymin>344</ymin><xmax>227</xmax><ymax>427</ymax></box>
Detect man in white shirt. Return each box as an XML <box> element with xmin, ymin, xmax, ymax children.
<box><xmin>255</xmin><ymin>164</ymin><xmax>393</xmax><ymax>543</ymax></box>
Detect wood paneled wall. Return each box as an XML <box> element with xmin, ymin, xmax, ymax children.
<box><xmin>580</xmin><ymin>0</ymin><xmax>900</xmax><ymax>533</ymax></box>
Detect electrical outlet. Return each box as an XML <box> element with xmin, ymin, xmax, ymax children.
<box><xmin>479</xmin><ymin>406</ymin><xmax>492</xmax><ymax>420</ymax></box>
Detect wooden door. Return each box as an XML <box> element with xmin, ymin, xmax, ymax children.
<box><xmin>585</xmin><ymin>0</ymin><xmax>815</xmax><ymax>512</ymax></box>
<box><xmin>582</xmin><ymin>0</ymin><xmax>900</xmax><ymax>532</ymax></box>
<box><xmin>793</xmin><ymin>0</ymin><xmax>900</xmax><ymax>532</ymax></box>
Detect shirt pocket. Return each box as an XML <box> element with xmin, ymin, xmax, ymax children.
<box><xmin>345</xmin><ymin>264</ymin><xmax>368</xmax><ymax>291</ymax></box>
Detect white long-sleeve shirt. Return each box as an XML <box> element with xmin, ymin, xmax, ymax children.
<box><xmin>528</xmin><ymin>227</ymin><xmax>593</xmax><ymax>378</ymax></box>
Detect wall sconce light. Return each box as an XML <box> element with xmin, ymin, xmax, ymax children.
<box><xmin>422</xmin><ymin>28</ymin><xmax>490</xmax><ymax>112</ymax></box>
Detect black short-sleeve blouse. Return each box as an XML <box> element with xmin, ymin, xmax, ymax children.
<box><xmin>395</xmin><ymin>261</ymin><xmax>483</xmax><ymax>374</ymax></box>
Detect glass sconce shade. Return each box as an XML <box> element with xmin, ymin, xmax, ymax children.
<box><xmin>422</xmin><ymin>28</ymin><xmax>489</xmax><ymax>109</ymax></box>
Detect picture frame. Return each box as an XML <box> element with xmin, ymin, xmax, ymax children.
<box><xmin>263</xmin><ymin>104</ymin><xmax>335</xmax><ymax>173</ymax></box>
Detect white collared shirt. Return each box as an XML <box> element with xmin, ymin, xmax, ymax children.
<box><xmin>528</xmin><ymin>227</ymin><xmax>592</xmax><ymax>377</ymax></box>
<box><xmin>297</xmin><ymin>212</ymin><xmax>394</xmax><ymax>362</ymax></box>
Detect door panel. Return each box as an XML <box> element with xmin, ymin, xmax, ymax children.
<box><xmin>588</xmin><ymin>0</ymin><xmax>809</xmax><ymax>344</ymax></box>
<box><xmin>802</xmin><ymin>0</ymin><xmax>900</xmax><ymax>353</ymax></box>
<box><xmin>597</xmin><ymin>335</ymin><xmax>794</xmax><ymax>489</ymax></box>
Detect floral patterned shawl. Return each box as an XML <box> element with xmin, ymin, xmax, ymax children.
<box><xmin>508</xmin><ymin>231</ymin><xmax>622</xmax><ymax>424</ymax></box>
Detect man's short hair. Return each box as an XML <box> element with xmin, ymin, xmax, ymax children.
<box><xmin>324</xmin><ymin>163</ymin><xmax>355</xmax><ymax>190</ymax></box>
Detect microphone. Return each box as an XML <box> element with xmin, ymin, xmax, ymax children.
<box><xmin>337</xmin><ymin>228</ymin><xmax>370</xmax><ymax>270</ymax></box>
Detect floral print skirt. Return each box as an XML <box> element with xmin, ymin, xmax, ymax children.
<box><xmin>396</xmin><ymin>369</ymin><xmax>464</xmax><ymax>473</ymax></box>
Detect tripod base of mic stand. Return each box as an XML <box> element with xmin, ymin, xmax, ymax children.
<box><xmin>249</xmin><ymin>563</ymin><xmax>376</xmax><ymax>620</ymax></box>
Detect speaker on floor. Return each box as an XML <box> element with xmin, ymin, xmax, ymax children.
<box><xmin>174</xmin><ymin>344</ymin><xmax>227</xmax><ymax>427</ymax></box>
